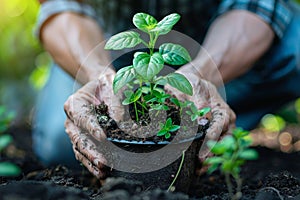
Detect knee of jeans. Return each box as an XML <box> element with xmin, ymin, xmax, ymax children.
<box><xmin>32</xmin><ymin>126</ymin><xmax>78</xmax><ymax>167</ymax></box>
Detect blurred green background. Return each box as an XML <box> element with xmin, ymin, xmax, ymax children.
<box><xmin>0</xmin><ymin>0</ymin><xmax>50</xmax><ymax>124</ymax></box>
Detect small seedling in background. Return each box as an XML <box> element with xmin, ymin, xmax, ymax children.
<box><xmin>185</xmin><ymin>102</ymin><xmax>211</xmax><ymax>121</ymax></box>
<box><xmin>204</xmin><ymin>127</ymin><xmax>258</xmax><ymax>200</ymax></box>
<box><xmin>157</xmin><ymin>118</ymin><xmax>180</xmax><ymax>139</ymax></box>
<box><xmin>0</xmin><ymin>105</ymin><xmax>21</xmax><ymax>177</ymax></box>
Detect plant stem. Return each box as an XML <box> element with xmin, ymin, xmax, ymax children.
<box><xmin>149</xmin><ymin>32</ymin><xmax>158</xmax><ymax>55</ymax></box>
<box><xmin>235</xmin><ymin>175</ymin><xmax>242</xmax><ymax>200</ymax></box>
<box><xmin>137</xmin><ymin>100</ymin><xmax>148</xmax><ymax>115</ymax></box>
<box><xmin>167</xmin><ymin>150</ymin><xmax>186</xmax><ymax>192</ymax></box>
<box><xmin>141</xmin><ymin>40</ymin><xmax>149</xmax><ymax>48</ymax></box>
<box><xmin>134</xmin><ymin>101</ymin><xmax>139</xmax><ymax>122</ymax></box>
<box><xmin>225</xmin><ymin>173</ymin><xmax>234</xmax><ymax>199</ymax></box>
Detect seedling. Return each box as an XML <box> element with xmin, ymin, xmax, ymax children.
<box><xmin>204</xmin><ymin>128</ymin><xmax>258</xmax><ymax>200</ymax></box>
<box><xmin>105</xmin><ymin>12</ymin><xmax>210</xmax><ymax>138</ymax></box>
<box><xmin>157</xmin><ymin>118</ymin><xmax>180</xmax><ymax>139</ymax></box>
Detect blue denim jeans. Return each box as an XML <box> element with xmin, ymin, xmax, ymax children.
<box><xmin>32</xmin><ymin>65</ymin><xmax>81</xmax><ymax>167</ymax></box>
<box><xmin>33</xmin><ymin>5</ymin><xmax>300</xmax><ymax>167</ymax></box>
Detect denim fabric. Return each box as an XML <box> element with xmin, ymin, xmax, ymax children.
<box><xmin>32</xmin><ymin>65</ymin><xmax>81</xmax><ymax>167</ymax></box>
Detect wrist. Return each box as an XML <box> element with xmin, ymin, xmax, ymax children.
<box><xmin>192</xmin><ymin>50</ymin><xmax>224</xmax><ymax>87</ymax></box>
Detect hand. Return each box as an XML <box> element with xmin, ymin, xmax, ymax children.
<box><xmin>64</xmin><ymin>69</ymin><xmax>124</xmax><ymax>178</ymax></box>
<box><xmin>165</xmin><ymin>66</ymin><xmax>236</xmax><ymax>165</ymax></box>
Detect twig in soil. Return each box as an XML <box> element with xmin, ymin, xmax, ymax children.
<box><xmin>258</xmin><ymin>187</ymin><xmax>284</xmax><ymax>200</ymax></box>
<box><xmin>167</xmin><ymin>150</ymin><xmax>186</xmax><ymax>192</ymax></box>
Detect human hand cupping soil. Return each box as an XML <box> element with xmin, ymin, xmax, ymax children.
<box><xmin>64</xmin><ymin>69</ymin><xmax>124</xmax><ymax>178</ymax></box>
<box><xmin>165</xmin><ymin>68</ymin><xmax>236</xmax><ymax>165</ymax></box>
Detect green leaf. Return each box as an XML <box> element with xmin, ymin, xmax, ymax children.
<box><xmin>133</xmin><ymin>13</ymin><xmax>157</xmax><ymax>32</ymax></box>
<box><xmin>122</xmin><ymin>89</ymin><xmax>141</xmax><ymax>105</ymax></box>
<box><xmin>152</xmin><ymin>90</ymin><xmax>162</xmax><ymax>98</ymax></box>
<box><xmin>190</xmin><ymin>103</ymin><xmax>198</xmax><ymax>113</ymax></box>
<box><xmin>221</xmin><ymin>161</ymin><xmax>233</xmax><ymax>172</ymax></box>
<box><xmin>199</xmin><ymin>107</ymin><xmax>211</xmax><ymax>116</ymax></box>
<box><xmin>185</xmin><ymin>110</ymin><xmax>192</xmax><ymax>116</ymax></box>
<box><xmin>165</xmin><ymin>73</ymin><xmax>193</xmax><ymax>95</ymax></box>
<box><xmin>220</xmin><ymin>136</ymin><xmax>236</xmax><ymax>150</ymax></box>
<box><xmin>105</xmin><ymin>31</ymin><xmax>142</xmax><ymax>50</ymax></box>
<box><xmin>113</xmin><ymin>66</ymin><xmax>135</xmax><ymax>94</ymax></box>
<box><xmin>122</xmin><ymin>97</ymin><xmax>133</xmax><ymax>105</ymax></box>
<box><xmin>162</xmin><ymin>105</ymin><xmax>170</xmax><ymax>110</ymax></box>
<box><xmin>165</xmin><ymin>132</ymin><xmax>171</xmax><ymax>139</ymax></box>
<box><xmin>150</xmin><ymin>13</ymin><xmax>180</xmax><ymax>35</ymax></box>
<box><xmin>157</xmin><ymin>129</ymin><xmax>167</xmax><ymax>136</ymax></box>
<box><xmin>159</xmin><ymin>43</ymin><xmax>191</xmax><ymax>65</ymax></box>
<box><xmin>141</xmin><ymin>86</ymin><xmax>151</xmax><ymax>94</ymax></box>
<box><xmin>150</xmin><ymin>104</ymin><xmax>163</xmax><ymax>110</ymax></box>
<box><xmin>0</xmin><ymin>162</ymin><xmax>21</xmax><ymax>177</ymax></box>
<box><xmin>124</xmin><ymin>90</ymin><xmax>134</xmax><ymax>98</ymax></box>
<box><xmin>155</xmin><ymin>77</ymin><xmax>168</xmax><ymax>86</ymax></box>
<box><xmin>191</xmin><ymin>114</ymin><xmax>198</xmax><ymax>122</ymax></box>
<box><xmin>170</xmin><ymin>98</ymin><xmax>180</xmax><ymax>107</ymax></box>
<box><xmin>169</xmin><ymin>125</ymin><xmax>180</xmax><ymax>132</ymax></box>
<box><xmin>205</xmin><ymin>157</ymin><xmax>223</xmax><ymax>165</ymax></box>
<box><xmin>133</xmin><ymin>89</ymin><xmax>143</xmax><ymax>102</ymax></box>
<box><xmin>165</xmin><ymin>118</ymin><xmax>172</xmax><ymax>127</ymax></box>
<box><xmin>207</xmin><ymin>138</ymin><xmax>234</xmax><ymax>155</ymax></box>
<box><xmin>238</xmin><ymin>149</ymin><xmax>258</xmax><ymax>160</ymax></box>
<box><xmin>133</xmin><ymin>52</ymin><xmax>164</xmax><ymax>80</ymax></box>
<box><xmin>0</xmin><ymin>134</ymin><xmax>13</xmax><ymax>152</ymax></box>
<box><xmin>232</xmin><ymin>127</ymin><xmax>249</xmax><ymax>139</ymax></box>
<box><xmin>239</xmin><ymin>138</ymin><xmax>252</xmax><ymax>147</ymax></box>
<box><xmin>207</xmin><ymin>163</ymin><xmax>219</xmax><ymax>174</ymax></box>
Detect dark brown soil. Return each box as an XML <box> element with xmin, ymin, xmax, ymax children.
<box><xmin>93</xmin><ymin>102</ymin><xmax>210</xmax><ymax>144</ymax></box>
<box><xmin>1</xmin><ymin>125</ymin><xmax>300</xmax><ymax>199</ymax></box>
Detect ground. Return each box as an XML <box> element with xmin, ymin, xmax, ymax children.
<box><xmin>0</xmin><ymin>124</ymin><xmax>300</xmax><ymax>199</ymax></box>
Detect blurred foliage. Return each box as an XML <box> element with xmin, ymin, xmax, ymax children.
<box><xmin>0</xmin><ymin>105</ymin><xmax>21</xmax><ymax>177</ymax></box>
<box><xmin>0</xmin><ymin>0</ymin><xmax>42</xmax><ymax>79</ymax></box>
<box><xmin>261</xmin><ymin>114</ymin><xmax>286</xmax><ymax>132</ymax></box>
<box><xmin>294</xmin><ymin>98</ymin><xmax>300</xmax><ymax>115</ymax></box>
<box><xmin>0</xmin><ymin>0</ymin><xmax>50</xmax><ymax>122</ymax></box>
<box><xmin>0</xmin><ymin>105</ymin><xmax>15</xmax><ymax>133</ymax></box>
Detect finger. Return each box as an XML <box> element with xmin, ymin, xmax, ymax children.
<box><xmin>73</xmin><ymin>146</ymin><xmax>107</xmax><ymax>179</ymax></box>
<box><xmin>97</xmin><ymin>73</ymin><xmax>124</xmax><ymax>122</ymax></box>
<box><xmin>64</xmin><ymin>82</ymin><xmax>106</xmax><ymax>141</ymax></box>
<box><xmin>104</xmin><ymin>95</ymin><xmax>124</xmax><ymax>123</ymax></box>
<box><xmin>198</xmin><ymin>105</ymin><xmax>230</xmax><ymax>162</ymax></box>
<box><xmin>198</xmin><ymin>103</ymin><xmax>236</xmax><ymax>161</ymax></box>
<box><xmin>65</xmin><ymin>119</ymin><xmax>108</xmax><ymax>170</ymax></box>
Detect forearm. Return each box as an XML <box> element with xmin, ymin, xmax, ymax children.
<box><xmin>193</xmin><ymin>10</ymin><xmax>275</xmax><ymax>86</ymax></box>
<box><xmin>40</xmin><ymin>12</ymin><xmax>113</xmax><ymax>84</ymax></box>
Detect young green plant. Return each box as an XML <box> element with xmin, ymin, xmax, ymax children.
<box><xmin>157</xmin><ymin>118</ymin><xmax>180</xmax><ymax>139</ymax></box>
<box><xmin>105</xmin><ymin>12</ymin><xmax>210</xmax><ymax>138</ymax></box>
<box><xmin>204</xmin><ymin>128</ymin><xmax>258</xmax><ymax>200</ymax></box>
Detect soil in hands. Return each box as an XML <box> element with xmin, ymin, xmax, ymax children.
<box><xmin>93</xmin><ymin>102</ymin><xmax>210</xmax><ymax>143</ymax></box>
